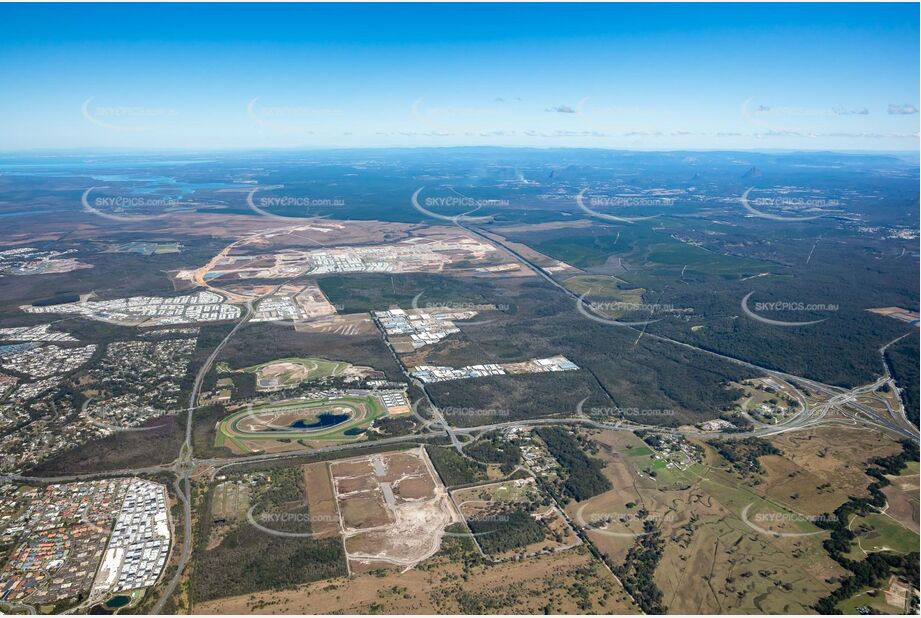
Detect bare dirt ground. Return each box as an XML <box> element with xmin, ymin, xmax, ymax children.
<box><xmin>293</xmin><ymin>313</ymin><xmax>377</xmax><ymax>337</ymax></box>
<box><xmin>303</xmin><ymin>462</ymin><xmax>341</xmax><ymax>539</ymax></box>
<box><xmin>329</xmin><ymin>447</ymin><xmax>460</xmax><ymax>569</ymax></box>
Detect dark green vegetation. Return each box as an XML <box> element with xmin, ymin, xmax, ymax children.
<box><xmin>368</xmin><ymin>414</ymin><xmax>418</xmax><ymax>438</ymax></box>
<box><xmin>0</xmin><ymin>234</ymin><xmax>229</xmax><ymax>316</ymax></box>
<box><xmin>31</xmin><ymin>292</ymin><xmax>80</xmax><ymax>306</ymax></box>
<box><xmin>430</xmin><ymin>371</ymin><xmax>607</xmax><ymax>427</ymax></box>
<box><xmin>613</xmin><ymin>521</ymin><xmax>667</xmax><ymax>614</ymax></box>
<box><xmin>215</xmin><ymin>321</ymin><xmax>403</xmax><ymax>383</ymax></box>
<box><xmin>193</xmin><ymin>466</ymin><xmax>347</xmax><ymax>602</ymax></box>
<box><xmin>417</xmin><ymin>276</ymin><xmax>753</xmax><ymax>426</ymax></box>
<box><xmin>318</xmin><ymin>273</ymin><xmax>510</xmax><ymax>315</ymax></box>
<box><xmin>468</xmin><ymin>509</ymin><xmax>547</xmax><ymax>556</ymax></box>
<box><xmin>885</xmin><ymin>334</ymin><xmax>920</xmax><ymax>426</ymax></box>
<box><xmin>28</xmin><ymin>414</ymin><xmax>183</xmax><ymax>476</ymax></box>
<box><xmin>191</xmin><ymin>405</ymin><xmax>236</xmax><ymax>459</ymax></box>
<box><xmin>813</xmin><ymin>440</ymin><xmax>920</xmax><ymax>614</ymax></box>
<box><xmin>534</xmin><ymin>427</ymin><xmax>611</xmax><ymax>502</ymax></box>
<box><xmin>497</xmin><ymin>176</ymin><xmax>917</xmax><ymax>391</ymax></box>
<box><xmin>711</xmin><ymin>437</ymin><xmax>782</xmax><ymax>475</ymax></box>
<box><xmin>464</xmin><ymin>432</ymin><xmax>522</xmax><ymax>474</ymax></box>
<box><xmin>425</xmin><ymin>445</ymin><xmax>486</xmax><ymax>487</ymax></box>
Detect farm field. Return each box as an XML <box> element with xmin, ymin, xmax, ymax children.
<box><xmin>215</xmin><ymin>394</ymin><xmax>387</xmax><ymax>454</ymax></box>
<box><xmin>302</xmin><ymin>462</ymin><xmax>342</xmax><ymax>539</ymax></box>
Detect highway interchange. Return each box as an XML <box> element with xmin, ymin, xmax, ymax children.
<box><xmin>3</xmin><ymin>220</ymin><xmax>917</xmax><ymax>613</ymax></box>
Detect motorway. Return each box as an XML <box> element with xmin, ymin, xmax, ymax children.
<box><xmin>3</xmin><ymin>221</ymin><xmax>916</xmax><ymax>612</ymax></box>
<box><xmin>459</xmin><ymin>222</ymin><xmax>919</xmax><ymax>444</ymax></box>
<box><xmin>151</xmin><ymin>291</ymin><xmax>257</xmax><ymax>613</ymax></box>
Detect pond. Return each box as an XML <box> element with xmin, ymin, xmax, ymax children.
<box><xmin>286</xmin><ymin>412</ymin><xmax>349</xmax><ymax>430</ymax></box>
<box><xmin>104</xmin><ymin>595</ymin><xmax>131</xmax><ymax>609</ymax></box>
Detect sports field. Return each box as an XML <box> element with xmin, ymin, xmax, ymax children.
<box><xmin>215</xmin><ymin>394</ymin><xmax>386</xmax><ymax>454</ymax></box>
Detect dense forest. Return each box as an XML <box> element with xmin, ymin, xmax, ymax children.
<box><xmin>711</xmin><ymin>437</ymin><xmax>781</xmax><ymax>474</ymax></box>
<box><xmin>192</xmin><ymin>466</ymin><xmax>347</xmax><ymax>602</ymax></box>
<box><xmin>534</xmin><ymin>427</ymin><xmax>611</xmax><ymax>502</ymax></box>
<box><xmin>192</xmin><ymin>525</ymin><xmax>346</xmax><ymax>602</ymax></box>
<box><xmin>613</xmin><ymin>521</ymin><xmax>667</xmax><ymax>614</ymax></box>
<box><xmin>464</xmin><ymin>432</ymin><xmax>522</xmax><ymax>474</ymax></box>
<box><xmin>468</xmin><ymin>509</ymin><xmax>546</xmax><ymax>556</ymax></box>
<box><xmin>885</xmin><ymin>334</ymin><xmax>920</xmax><ymax>426</ymax></box>
<box><xmin>425</xmin><ymin>445</ymin><xmax>487</xmax><ymax>487</ymax></box>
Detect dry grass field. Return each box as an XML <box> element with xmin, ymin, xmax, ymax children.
<box><xmin>193</xmin><ymin>542</ymin><xmax>638</xmax><ymax>615</ymax></box>
<box><xmin>562</xmin><ymin>426</ymin><xmax>911</xmax><ymax>614</ymax></box>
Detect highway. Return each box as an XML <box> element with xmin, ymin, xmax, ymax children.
<box><xmin>152</xmin><ymin>293</ymin><xmax>257</xmax><ymax>613</ymax></box>
<box><xmin>4</xmin><ymin>221</ymin><xmax>915</xmax><ymax>612</ymax></box>
<box><xmin>460</xmin><ymin>221</ymin><xmax>918</xmax><ymax>445</ymax></box>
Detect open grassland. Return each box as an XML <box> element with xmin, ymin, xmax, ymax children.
<box><xmin>564</xmin><ymin>427</ymin><xmax>913</xmax><ymax>614</ymax></box>
<box><xmin>881</xmin><ymin>468</ymin><xmax>920</xmax><ymax>534</ymax></box>
<box><xmin>848</xmin><ymin>512</ymin><xmax>920</xmax><ymax>556</ymax></box>
<box><xmin>192</xmin><ymin>538</ymin><xmax>638</xmax><ymax>615</ymax></box>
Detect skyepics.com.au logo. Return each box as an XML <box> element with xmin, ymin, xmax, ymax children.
<box><xmin>438</xmin><ymin>406</ymin><xmax>511</xmax><ymax>419</ymax></box>
<box><xmin>574</xmin><ymin>505</ymin><xmax>677</xmax><ymax>538</ymax></box>
<box><xmin>247</xmin><ymin>507</ymin><xmax>338</xmax><ymax>538</ymax></box>
<box><xmin>410</xmin><ymin>291</ymin><xmax>508</xmax><ymax>326</ymax></box>
<box><xmin>411</xmin><ymin>187</ymin><xmax>500</xmax><ymax>224</ymax></box>
<box><xmin>81</xmin><ymin>187</ymin><xmax>179</xmax><ymax>222</ymax></box>
<box><xmin>588</xmin><ymin>407</ymin><xmax>676</xmax><ymax>420</ymax></box>
<box><xmin>80</xmin><ymin>398</ymin><xmax>174</xmax><ymax>434</ymax></box>
<box><xmin>246</xmin><ymin>97</ymin><xmax>343</xmax><ymax>133</ymax></box>
<box><xmin>739</xmin><ymin>188</ymin><xmax>836</xmax><ymax>222</ymax></box>
<box><xmin>740</xmin><ymin>503</ymin><xmax>834</xmax><ymax>538</ymax></box>
<box><xmin>81</xmin><ymin>97</ymin><xmax>178</xmax><ymax>132</ymax></box>
<box><xmin>575</xmin><ymin>188</ymin><xmax>666</xmax><ymax>224</ymax></box>
<box><xmin>576</xmin><ymin>292</ymin><xmax>692</xmax><ymax>328</ymax></box>
<box><xmin>575</xmin><ymin>291</ymin><xmax>661</xmax><ymax>328</ymax></box>
<box><xmin>245</xmin><ymin>186</ymin><xmax>343</xmax><ymax>223</ymax></box>
<box><xmin>741</xmin><ymin>291</ymin><xmax>837</xmax><ymax>327</ymax></box>
<box><xmin>591</xmin><ymin>300</ymin><xmax>692</xmax><ymax>316</ymax></box>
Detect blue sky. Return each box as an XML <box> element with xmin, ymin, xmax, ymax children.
<box><xmin>0</xmin><ymin>3</ymin><xmax>917</xmax><ymax>151</ymax></box>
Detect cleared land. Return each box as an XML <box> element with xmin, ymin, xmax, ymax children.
<box><xmin>303</xmin><ymin>462</ymin><xmax>342</xmax><ymax>539</ymax></box>
<box><xmin>329</xmin><ymin>447</ymin><xmax>461</xmax><ymax>570</ymax></box>
<box><xmin>238</xmin><ymin>357</ymin><xmax>363</xmax><ymax>391</ymax></box>
<box><xmin>881</xmin><ymin>468</ymin><xmax>920</xmax><ymax>534</ymax></box>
